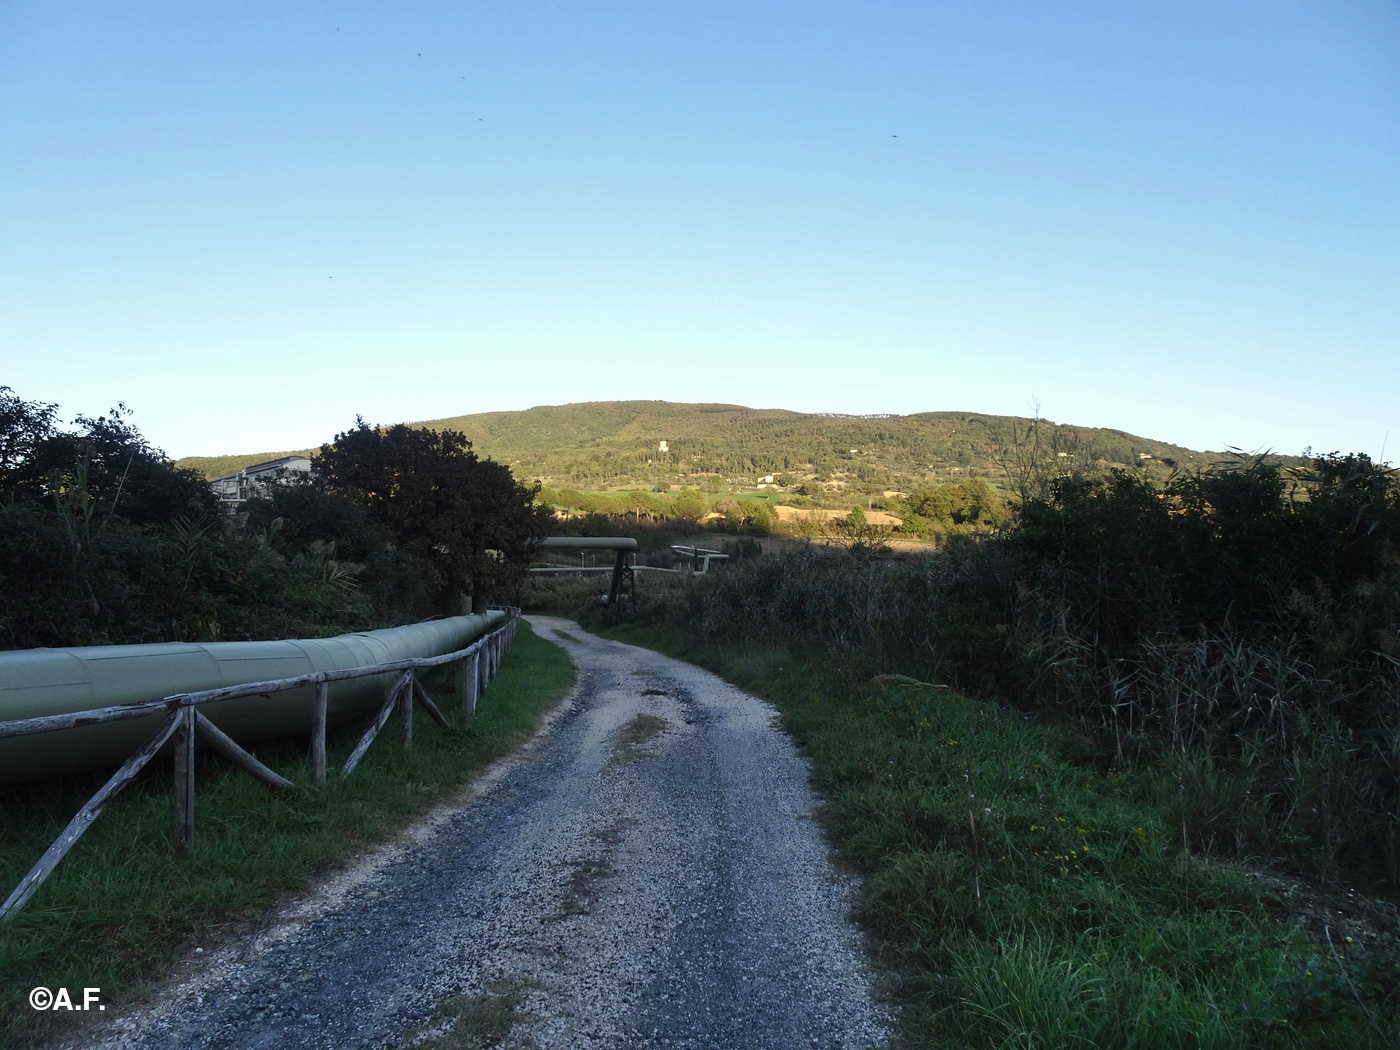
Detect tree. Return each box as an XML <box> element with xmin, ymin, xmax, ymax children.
<box><xmin>623</xmin><ymin>490</ymin><xmax>658</xmax><ymax>521</ymax></box>
<box><xmin>556</xmin><ymin>488</ymin><xmax>587</xmax><ymax>513</ymax></box>
<box><xmin>904</xmin><ymin>486</ymin><xmax>950</xmax><ymax>524</ymax></box>
<box><xmin>0</xmin><ymin>390</ymin><xmax>212</xmax><ymax>524</ymax></box>
<box><xmin>949</xmin><ymin>480</ymin><xmax>1007</xmax><ymax>526</ymax></box>
<box><xmin>671</xmin><ymin>488</ymin><xmax>707</xmax><ymax>521</ymax></box>
<box><xmin>241</xmin><ymin>476</ymin><xmax>436</xmax><ymax>627</ymax></box>
<box><xmin>823</xmin><ymin>503</ymin><xmax>893</xmax><ymax>555</ymax></box>
<box><xmin>736</xmin><ymin>499</ymin><xmax>775</xmax><ymax>536</ymax></box>
<box><xmin>586</xmin><ymin>493</ymin><xmax>623</xmax><ymax>518</ymax></box>
<box><xmin>37</xmin><ymin>405</ymin><xmax>216</xmax><ymax>526</ymax></box>
<box><xmin>0</xmin><ymin>386</ymin><xmax>58</xmax><ymax>501</ymax></box>
<box><xmin>996</xmin><ymin>408</ymin><xmax>1085</xmax><ymax>505</ymax></box>
<box><xmin>315</xmin><ymin>419</ymin><xmax>550</xmax><ymax>612</ymax></box>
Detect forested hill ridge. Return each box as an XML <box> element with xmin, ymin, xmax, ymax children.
<box><xmin>176</xmin><ymin>400</ymin><xmax>1258</xmax><ymax>490</ymax></box>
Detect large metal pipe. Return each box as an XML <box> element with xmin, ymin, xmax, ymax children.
<box><xmin>539</xmin><ymin>537</ymin><xmax>638</xmax><ymax>551</ymax></box>
<box><xmin>538</xmin><ymin>537</ymin><xmax>638</xmax><ymax>604</ymax></box>
<box><xmin>0</xmin><ymin>613</ymin><xmax>505</xmax><ymax>785</ymax></box>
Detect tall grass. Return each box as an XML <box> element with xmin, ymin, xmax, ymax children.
<box><xmin>610</xmin><ymin>454</ymin><xmax>1400</xmax><ymax>890</ymax></box>
<box><xmin>597</xmin><ymin>623</ymin><xmax>1400</xmax><ymax>1047</ymax></box>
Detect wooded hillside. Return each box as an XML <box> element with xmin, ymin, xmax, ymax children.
<box><xmin>178</xmin><ymin>401</ymin><xmax>1253</xmax><ymax>491</ymax></box>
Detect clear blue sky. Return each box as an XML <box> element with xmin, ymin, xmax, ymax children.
<box><xmin>3</xmin><ymin>1</ymin><xmax>1397</xmax><ymax>460</ymax></box>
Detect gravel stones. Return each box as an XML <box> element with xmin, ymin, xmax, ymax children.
<box><xmin>74</xmin><ymin>616</ymin><xmax>892</xmax><ymax>1050</ymax></box>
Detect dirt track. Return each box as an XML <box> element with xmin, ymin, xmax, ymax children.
<box><xmin>76</xmin><ymin>617</ymin><xmax>890</xmax><ymax>1050</ymax></box>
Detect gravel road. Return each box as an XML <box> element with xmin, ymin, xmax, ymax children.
<box><xmin>77</xmin><ymin>616</ymin><xmax>892</xmax><ymax>1050</ymax></box>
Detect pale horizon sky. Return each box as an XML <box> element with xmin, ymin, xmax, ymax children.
<box><xmin>3</xmin><ymin>1</ymin><xmax>1397</xmax><ymax>462</ymax></box>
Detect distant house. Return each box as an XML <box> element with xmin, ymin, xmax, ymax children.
<box><xmin>210</xmin><ymin>456</ymin><xmax>312</xmax><ymax>505</ymax></box>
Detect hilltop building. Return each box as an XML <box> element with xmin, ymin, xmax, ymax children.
<box><xmin>209</xmin><ymin>456</ymin><xmax>312</xmax><ymax>505</ymax></box>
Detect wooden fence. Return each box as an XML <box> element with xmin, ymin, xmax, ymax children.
<box><xmin>0</xmin><ymin>609</ymin><xmax>520</xmax><ymax>923</ymax></box>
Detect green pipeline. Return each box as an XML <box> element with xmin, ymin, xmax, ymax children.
<box><xmin>0</xmin><ymin>612</ymin><xmax>505</xmax><ymax>785</ymax></box>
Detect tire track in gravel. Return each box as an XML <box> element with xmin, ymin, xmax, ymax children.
<box><xmin>78</xmin><ymin>616</ymin><xmax>892</xmax><ymax>1050</ymax></box>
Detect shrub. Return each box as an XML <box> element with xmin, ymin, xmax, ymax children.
<box><xmin>622</xmin><ymin>455</ymin><xmax>1400</xmax><ymax>887</ymax></box>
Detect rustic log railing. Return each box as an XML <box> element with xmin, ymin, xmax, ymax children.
<box><xmin>0</xmin><ymin>608</ymin><xmax>520</xmax><ymax>924</ymax></box>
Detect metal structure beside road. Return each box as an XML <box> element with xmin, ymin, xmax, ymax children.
<box><xmin>537</xmin><ymin>536</ymin><xmax>638</xmax><ymax>605</ymax></box>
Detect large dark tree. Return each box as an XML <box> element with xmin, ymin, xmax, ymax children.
<box><xmin>0</xmin><ymin>386</ymin><xmax>58</xmax><ymax>502</ymax></box>
<box><xmin>0</xmin><ymin>389</ymin><xmax>374</xmax><ymax>648</ymax></box>
<box><xmin>0</xmin><ymin>388</ymin><xmax>214</xmax><ymax>524</ymax></box>
<box><xmin>315</xmin><ymin>419</ymin><xmax>549</xmax><ymax>612</ymax></box>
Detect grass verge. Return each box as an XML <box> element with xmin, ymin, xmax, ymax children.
<box><xmin>593</xmin><ymin>619</ymin><xmax>1400</xmax><ymax>1049</ymax></box>
<box><xmin>0</xmin><ymin>619</ymin><xmax>574</xmax><ymax>1050</ymax></box>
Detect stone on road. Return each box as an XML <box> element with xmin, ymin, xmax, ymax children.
<box><xmin>85</xmin><ymin>616</ymin><xmax>892</xmax><ymax>1050</ymax></box>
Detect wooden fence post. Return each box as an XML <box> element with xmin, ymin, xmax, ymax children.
<box><xmin>310</xmin><ymin>680</ymin><xmax>329</xmax><ymax>784</ymax></box>
<box><xmin>410</xmin><ymin>677</ymin><xmax>451</xmax><ymax>730</ymax></box>
<box><xmin>0</xmin><ymin>708</ymin><xmax>184</xmax><ymax>923</ymax></box>
<box><xmin>342</xmin><ymin>670</ymin><xmax>411</xmax><ymax>778</ymax></box>
<box><xmin>399</xmin><ymin>670</ymin><xmax>415</xmax><ymax>747</ymax></box>
<box><xmin>172</xmin><ymin>705</ymin><xmax>197</xmax><ymax>854</ymax></box>
<box><xmin>462</xmin><ymin>651</ymin><xmax>480</xmax><ymax>720</ymax></box>
<box><xmin>194</xmin><ymin>714</ymin><xmax>293</xmax><ymax>791</ymax></box>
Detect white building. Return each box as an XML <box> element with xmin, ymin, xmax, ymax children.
<box><xmin>210</xmin><ymin>456</ymin><xmax>312</xmax><ymax>505</ymax></box>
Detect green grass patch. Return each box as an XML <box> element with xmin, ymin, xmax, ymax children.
<box><xmin>0</xmin><ymin>620</ymin><xmax>575</xmax><ymax>1050</ymax></box>
<box><xmin>405</xmin><ymin>977</ymin><xmax>540</xmax><ymax>1050</ymax></box>
<box><xmin>593</xmin><ymin>620</ymin><xmax>1400</xmax><ymax>1049</ymax></box>
<box><xmin>608</xmin><ymin>714</ymin><xmax>669</xmax><ymax>766</ymax></box>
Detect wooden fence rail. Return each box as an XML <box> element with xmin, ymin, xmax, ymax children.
<box><xmin>0</xmin><ymin>608</ymin><xmax>521</xmax><ymax>923</ymax></box>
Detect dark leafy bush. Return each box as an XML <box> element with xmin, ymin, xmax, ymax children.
<box><xmin>0</xmin><ymin>391</ymin><xmax>447</xmax><ymax>648</ymax></box>
<box><xmin>626</xmin><ymin>454</ymin><xmax>1400</xmax><ymax>887</ymax></box>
